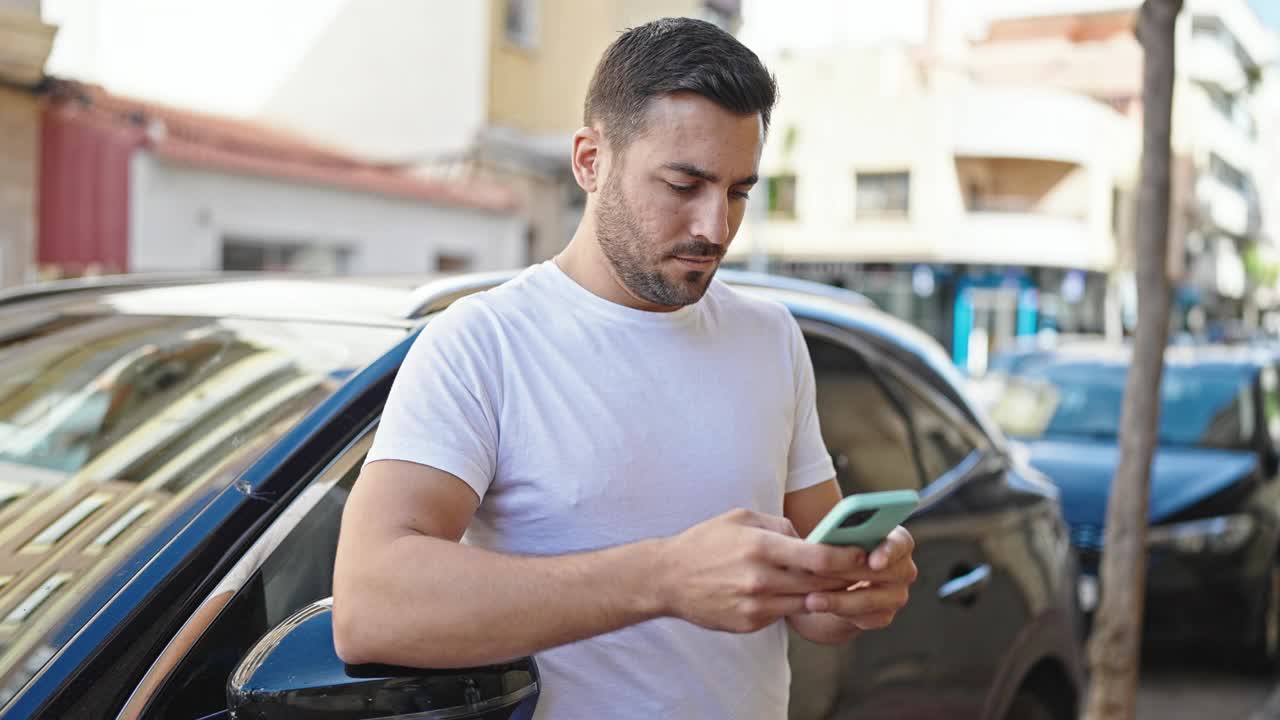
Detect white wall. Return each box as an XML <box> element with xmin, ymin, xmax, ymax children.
<box><xmin>128</xmin><ymin>152</ymin><xmax>525</xmax><ymax>276</ymax></box>
<box><xmin>41</xmin><ymin>0</ymin><xmax>489</xmax><ymax>160</ymax></box>
<box><xmin>256</xmin><ymin>0</ymin><xmax>489</xmax><ymax>161</ymax></box>
<box><xmin>42</xmin><ymin>0</ymin><xmax>348</xmax><ymax>117</ymax></box>
<box><xmin>732</xmin><ymin>47</ymin><xmax>1128</xmax><ymax>271</ymax></box>
<box><xmin>1255</xmin><ymin>73</ymin><xmax>1280</xmax><ymax>247</ymax></box>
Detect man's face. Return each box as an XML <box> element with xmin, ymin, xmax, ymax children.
<box><xmin>594</xmin><ymin>92</ymin><xmax>763</xmax><ymax>309</ymax></box>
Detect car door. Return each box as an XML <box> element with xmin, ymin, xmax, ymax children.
<box><xmin>123</xmin><ymin>416</ymin><xmax>539</xmax><ymax>720</ymax></box>
<box><xmin>791</xmin><ymin>320</ymin><xmax>1068</xmax><ymax>720</ymax></box>
<box><xmin>121</xmin><ymin>427</ymin><xmax>376</xmax><ymax>719</ymax></box>
<box><xmin>788</xmin><ymin>322</ymin><xmax>944</xmax><ymax>720</ymax></box>
<box><xmin>871</xmin><ymin>336</ymin><xmax>1078</xmax><ymax>720</ymax></box>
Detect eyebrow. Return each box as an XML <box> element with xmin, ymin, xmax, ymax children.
<box><xmin>662</xmin><ymin>162</ymin><xmax>758</xmax><ymax>187</ymax></box>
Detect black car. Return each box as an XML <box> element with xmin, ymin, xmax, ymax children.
<box><xmin>0</xmin><ymin>270</ymin><xmax>1082</xmax><ymax>719</ymax></box>
<box><xmin>990</xmin><ymin>344</ymin><xmax>1280</xmax><ymax>667</ymax></box>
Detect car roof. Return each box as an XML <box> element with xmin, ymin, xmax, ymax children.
<box><xmin>0</xmin><ymin>268</ymin><xmax>874</xmax><ymax>328</ymax></box>
<box><xmin>0</xmin><ymin>272</ymin><xmax>434</xmax><ymax>329</ymax></box>
<box><xmin>1038</xmin><ymin>341</ymin><xmax>1276</xmax><ymax>371</ymax></box>
<box><xmin>0</xmin><ymin>268</ymin><xmax>981</xmax><ymax>388</ymax></box>
<box><xmin>0</xmin><ymin>269</ymin><xmax>981</xmax><ymax>404</ymax></box>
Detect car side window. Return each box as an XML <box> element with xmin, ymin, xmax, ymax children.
<box><xmin>806</xmin><ymin>333</ymin><xmax>923</xmax><ymax>494</ymax></box>
<box><xmin>879</xmin><ymin>371</ymin><xmax>983</xmax><ymax>482</ymax></box>
<box><xmin>132</xmin><ymin>432</ymin><xmax>370</xmax><ymax>720</ymax></box>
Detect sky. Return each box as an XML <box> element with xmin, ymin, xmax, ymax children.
<box><xmin>40</xmin><ymin>0</ymin><xmax>348</xmax><ymax>116</ymax></box>
<box><xmin>1250</xmin><ymin>0</ymin><xmax>1280</xmax><ymax>34</ymax></box>
<box><xmin>39</xmin><ymin>0</ymin><xmax>1280</xmax><ymax>120</ymax></box>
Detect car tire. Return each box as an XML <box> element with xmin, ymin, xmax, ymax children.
<box><xmin>1004</xmin><ymin>690</ymin><xmax>1056</xmax><ymax>720</ymax></box>
<box><xmin>1245</xmin><ymin>560</ymin><xmax>1280</xmax><ymax>674</ymax></box>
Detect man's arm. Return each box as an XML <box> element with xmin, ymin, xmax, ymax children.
<box><xmin>783</xmin><ymin>479</ymin><xmax>917</xmax><ymax>645</ymax></box>
<box><xmin>333</xmin><ymin>461</ymin><xmax>864</xmax><ymax>669</ymax></box>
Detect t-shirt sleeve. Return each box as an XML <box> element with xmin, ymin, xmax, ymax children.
<box><xmin>364</xmin><ymin>298</ymin><xmax>500</xmax><ymax>500</ymax></box>
<box><xmin>784</xmin><ymin>315</ymin><xmax>837</xmax><ymax>494</ymax></box>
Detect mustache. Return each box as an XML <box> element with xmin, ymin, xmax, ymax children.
<box><xmin>669</xmin><ymin>242</ymin><xmax>724</xmax><ymax>259</ymax></box>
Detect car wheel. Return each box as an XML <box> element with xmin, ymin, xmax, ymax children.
<box><xmin>1004</xmin><ymin>690</ymin><xmax>1056</xmax><ymax>720</ymax></box>
<box><xmin>1246</xmin><ymin>561</ymin><xmax>1280</xmax><ymax>673</ymax></box>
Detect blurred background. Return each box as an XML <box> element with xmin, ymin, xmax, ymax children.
<box><xmin>2</xmin><ymin>0</ymin><xmax>1279</xmax><ymax>373</ymax></box>
<box><xmin>2</xmin><ymin>1</ymin><xmax>1280</xmax><ymax>716</ymax></box>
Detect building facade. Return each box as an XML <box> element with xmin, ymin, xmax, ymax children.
<box><xmin>38</xmin><ymin>82</ymin><xmax>526</xmax><ymax>279</ymax></box>
<box><xmin>248</xmin><ymin>0</ymin><xmax>742</xmax><ymax>265</ymax></box>
<box><xmin>971</xmin><ymin>0</ymin><xmax>1276</xmax><ymax>337</ymax></box>
<box><xmin>728</xmin><ymin>43</ymin><xmax>1136</xmax><ymax>372</ymax></box>
<box><xmin>0</xmin><ymin>0</ymin><xmax>57</xmax><ymax>287</ymax></box>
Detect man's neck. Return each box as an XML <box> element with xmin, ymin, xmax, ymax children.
<box><xmin>554</xmin><ymin>232</ymin><xmax>677</xmax><ymax>313</ymax></box>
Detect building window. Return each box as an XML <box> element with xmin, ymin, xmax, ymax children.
<box><xmin>1192</xmin><ymin>15</ymin><xmax>1255</xmax><ymax>73</ymax></box>
<box><xmin>1111</xmin><ymin>186</ymin><xmax>1124</xmax><ymax>236</ymax></box>
<box><xmin>1209</xmin><ymin>152</ymin><xmax>1248</xmax><ymax>194</ymax></box>
<box><xmin>504</xmin><ymin>0</ymin><xmax>538</xmax><ymax>50</ymax></box>
<box><xmin>222</xmin><ymin>238</ymin><xmax>352</xmax><ymax>274</ymax></box>
<box><xmin>855</xmin><ymin>171</ymin><xmax>910</xmax><ymax>218</ymax></box>
<box><xmin>435</xmin><ymin>252</ymin><xmax>473</xmax><ymax>273</ymax></box>
<box><xmin>764</xmin><ymin>175</ymin><xmax>797</xmax><ymax>219</ymax></box>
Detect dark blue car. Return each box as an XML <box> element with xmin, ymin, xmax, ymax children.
<box><xmin>0</xmin><ymin>271</ymin><xmax>1082</xmax><ymax>719</ymax></box>
<box><xmin>990</xmin><ymin>343</ymin><xmax>1280</xmax><ymax>667</ymax></box>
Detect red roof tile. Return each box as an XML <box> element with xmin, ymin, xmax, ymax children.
<box><xmin>44</xmin><ymin>80</ymin><xmax>518</xmax><ymax>213</ymax></box>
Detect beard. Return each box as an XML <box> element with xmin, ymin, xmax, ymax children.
<box><xmin>595</xmin><ymin>173</ymin><xmax>722</xmax><ymax>308</ymax></box>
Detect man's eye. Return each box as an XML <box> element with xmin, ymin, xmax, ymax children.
<box><xmin>667</xmin><ymin>183</ymin><xmax>696</xmax><ymax>194</ymax></box>
<box><xmin>730</xmin><ymin>190</ymin><xmax>751</xmax><ymax>201</ymax></box>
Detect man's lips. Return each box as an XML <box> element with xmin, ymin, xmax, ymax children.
<box><xmin>673</xmin><ymin>255</ymin><xmax>717</xmax><ymax>266</ymax></box>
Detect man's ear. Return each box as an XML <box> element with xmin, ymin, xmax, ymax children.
<box><xmin>571</xmin><ymin>126</ymin><xmax>602</xmax><ymax>193</ymax></box>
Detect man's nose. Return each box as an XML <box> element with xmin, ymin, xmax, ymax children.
<box><xmin>690</xmin><ymin>193</ymin><xmax>730</xmax><ymax>247</ymax></box>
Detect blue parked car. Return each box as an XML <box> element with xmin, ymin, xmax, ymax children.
<box><xmin>0</xmin><ymin>270</ymin><xmax>1081</xmax><ymax>719</ymax></box>
<box><xmin>990</xmin><ymin>343</ymin><xmax>1280</xmax><ymax>668</ymax></box>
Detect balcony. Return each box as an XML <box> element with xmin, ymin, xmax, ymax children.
<box><xmin>952</xmin><ymin>86</ymin><xmax>1124</xmax><ymax>166</ymax></box>
<box><xmin>949</xmin><ymin>212</ymin><xmax>1111</xmax><ymax>271</ymax></box>
<box><xmin>1193</xmin><ymin>91</ymin><xmax>1255</xmax><ymax>175</ymax></box>
<box><xmin>1187</xmin><ymin>35</ymin><xmax>1248</xmax><ymax>93</ymax></box>
<box><xmin>1196</xmin><ymin>174</ymin><xmax>1251</xmax><ymax>238</ymax></box>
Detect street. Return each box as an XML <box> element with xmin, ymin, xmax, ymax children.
<box><xmin>1133</xmin><ymin>652</ymin><xmax>1275</xmax><ymax>720</ymax></box>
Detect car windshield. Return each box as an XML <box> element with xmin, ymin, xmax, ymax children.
<box><xmin>0</xmin><ymin>306</ymin><xmax>404</xmax><ymax>706</ymax></box>
<box><xmin>990</xmin><ymin>361</ymin><xmax>1256</xmax><ymax>451</ymax></box>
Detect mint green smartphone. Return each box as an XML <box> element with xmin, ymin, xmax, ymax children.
<box><xmin>804</xmin><ymin>490</ymin><xmax>920</xmax><ymax>549</ymax></box>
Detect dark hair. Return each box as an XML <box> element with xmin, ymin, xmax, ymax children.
<box><xmin>584</xmin><ymin>17</ymin><xmax>778</xmax><ymax>149</ymax></box>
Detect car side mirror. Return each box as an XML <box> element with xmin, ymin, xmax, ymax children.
<box><xmin>227</xmin><ymin>598</ymin><xmax>539</xmax><ymax>720</ymax></box>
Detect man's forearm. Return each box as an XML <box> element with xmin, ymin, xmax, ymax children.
<box><xmin>334</xmin><ymin>533</ymin><xmax>670</xmax><ymax>668</ymax></box>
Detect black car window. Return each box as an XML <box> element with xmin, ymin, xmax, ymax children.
<box><xmin>992</xmin><ymin>361</ymin><xmax>1256</xmax><ymax>451</ymax></box>
<box><xmin>133</xmin><ymin>433</ymin><xmax>370</xmax><ymax>720</ymax></box>
<box><xmin>0</xmin><ymin>312</ymin><xmax>402</xmax><ymax>709</ymax></box>
<box><xmin>806</xmin><ymin>333</ymin><xmax>923</xmax><ymax>494</ymax></box>
<box><xmin>879</xmin><ymin>371</ymin><xmax>983</xmax><ymax>482</ymax></box>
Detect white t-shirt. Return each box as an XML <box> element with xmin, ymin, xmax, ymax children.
<box><xmin>366</xmin><ymin>260</ymin><xmax>836</xmax><ymax>719</ymax></box>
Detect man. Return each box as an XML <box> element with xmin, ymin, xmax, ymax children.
<box><xmin>333</xmin><ymin>17</ymin><xmax>917</xmax><ymax>718</ymax></box>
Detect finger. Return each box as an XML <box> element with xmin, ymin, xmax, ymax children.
<box><xmin>849</xmin><ymin>610</ymin><xmax>896</xmax><ymax>630</ymax></box>
<box><xmin>751</xmin><ymin>567</ymin><xmax>855</xmax><ymax>596</ymax></box>
<box><xmin>743</xmin><ymin>594</ymin><xmax>812</xmax><ymax>620</ymax></box>
<box><xmin>869</xmin><ymin>526</ymin><xmax>915</xmax><ymax>571</ymax></box>
<box><xmin>804</xmin><ymin>584</ymin><xmax>909</xmax><ymax>618</ymax></box>
<box><xmin>737</xmin><ymin>511</ymin><xmax>799</xmax><ymax>538</ymax></box>
<box><xmin>759</xmin><ymin>535</ymin><xmax>866</xmax><ymax>576</ymax></box>
<box><xmin>791</xmin><ymin>552</ymin><xmax>917</xmax><ymax>586</ymax></box>
<box><xmin>860</xmin><ymin>556</ymin><xmax>919</xmax><ymax>586</ymax></box>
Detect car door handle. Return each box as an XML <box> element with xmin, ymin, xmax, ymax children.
<box><xmin>937</xmin><ymin>564</ymin><xmax>992</xmax><ymax>605</ymax></box>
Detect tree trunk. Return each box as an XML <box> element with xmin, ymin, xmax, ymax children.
<box><xmin>1083</xmin><ymin>1</ymin><xmax>1181</xmax><ymax>719</ymax></box>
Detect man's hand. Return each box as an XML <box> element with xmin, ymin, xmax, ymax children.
<box><xmin>788</xmin><ymin>526</ymin><xmax>917</xmax><ymax>645</ymax></box>
<box><xmin>656</xmin><ymin>508</ymin><xmax>875</xmax><ymax>634</ymax></box>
